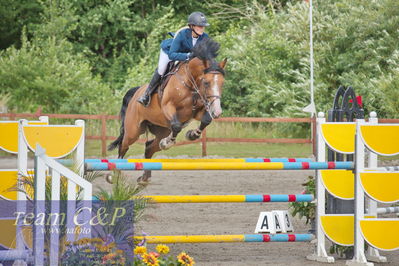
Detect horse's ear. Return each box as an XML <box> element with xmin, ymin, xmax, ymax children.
<box><xmin>203</xmin><ymin>60</ymin><xmax>210</xmax><ymax>68</ymax></box>
<box><xmin>219</xmin><ymin>58</ymin><xmax>228</xmax><ymax>69</ymax></box>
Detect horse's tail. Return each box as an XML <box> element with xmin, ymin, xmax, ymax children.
<box><xmin>108</xmin><ymin>86</ymin><xmax>141</xmax><ymax>151</ymax></box>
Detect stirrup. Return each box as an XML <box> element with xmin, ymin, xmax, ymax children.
<box><xmin>137</xmin><ymin>94</ymin><xmax>150</xmax><ymax>107</ymax></box>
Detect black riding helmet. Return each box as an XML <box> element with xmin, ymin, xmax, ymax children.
<box><xmin>187</xmin><ymin>12</ymin><xmax>210</xmax><ymax>27</ymax></box>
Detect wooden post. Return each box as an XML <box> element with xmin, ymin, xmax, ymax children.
<box><xmin>201</xmin><ymin>129</ymin><xmax>207</xmax><ymax>157</ymax></box>
<box><xmin>101</xmin><ymin>115</ymin><xmax>107</xmax><ymax>157</ymax></box>
<box><xmin>36</xmin><ymin>107</ymin><xmax>42</xmax><ymax>118</ymax></box>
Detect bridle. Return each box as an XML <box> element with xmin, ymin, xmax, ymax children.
<box><xmin>174</xmin><ymin>62</ymin><xmax>223</xmax><ymax>118</ymax></box>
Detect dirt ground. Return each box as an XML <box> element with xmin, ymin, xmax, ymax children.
<box><xmin>1</xmin><ymin>157</ymin><xmax>398</xmax><ymax>265</ymax></box>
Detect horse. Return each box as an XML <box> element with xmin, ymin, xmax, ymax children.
<box><xmin>108</xmin><ymin>38</ymin><xmax>227</xmax><ymax>182</ymax></box>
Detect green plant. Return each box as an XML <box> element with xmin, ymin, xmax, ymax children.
<box><xmin>289</xmin><ymin>175</ymin><xmax>316</xmax><ymax>224</ymax></box>
<box><xmin>95</xmin><ymin>171</ymin><xmax>148</xmax><ymax>224</ymax></box>
<box><xmin>329</xmin><ymin>244</ymin><xmax>354</xmax><ymax>259</ymax></box>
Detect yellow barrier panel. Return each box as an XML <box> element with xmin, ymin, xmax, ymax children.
<box><xmin>321</xmin><ymin>123</ymin><xmax>356</xmax><ymax>154</ymax></box>
<box><xmin>0</xmin><ymin>170</ymin><xmax>34</xmax><ymax>201</ymax></box>
<box><xmin>360</xmin><ymin>172</ymin><xmax>399</xmax><ymax>203</ymax></box>
<box><xmin>23</xmin><ymin>126</ymin><xmax>83</xmax><ymax>158</ymax></box>
<box><xmin>321</xmin><ymin>170</ymin><xmax>354</xmax><ymax>200</ymax></box>
<box><xmin>360</xmin><ymin>219</ymin><xmax>399</xmax><ymax>251</ymax></box>
<box><xmin>0</xmin><ymin>121</ymin><xmax>47</xmax><ymax>154</ymax></box>
<box><xmin>320</xmin><ymin>215</ymin><xmax>354</xmax><ymax>246</ymax></box>
<box><xmin>0</xmin><ymin>220</ymin><xmax>32</xmax><ymax>249</ymax></box>
<box><xmin>360</xmin><ymin>125</ymin><xmax>399</xmax><ymax>156</ymax></box>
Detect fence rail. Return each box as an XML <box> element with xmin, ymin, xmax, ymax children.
<box><xmin>0</xmin><ymin>108</ymin><xmax>324</xmax><ymax>156</ymax></box>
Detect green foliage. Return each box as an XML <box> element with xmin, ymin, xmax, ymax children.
<box><xmin>289</xmin><ymin>175</ymin><xmax>315</xmax><ymax>224</ymax></box>
<box><xmin>0</xmin><ymin>0</ymin><xmax>43</xmax><ymax>49</ymax></box>
<box><xmin>1</xmin><ymin>0</ymin><xmax>398</xmax><ymax>117</ymax></box>
<box><xmin>217</xmin><ymin>2</ymin><xmax>310</xmax><ymax>117</ymax></box>
<box><xmin>0</xmin><ymin>33</ymin><xmax>115</xmax><ymax>114</ymax></box>
<box><xmin>96</xmin><ymin>172</ymin><xmax>148</xmax><ymax>224</ymax></box>
<box><xmin>217</xmin><ymin>0</ymin><xmax>399</xmax><ymax>118</ymax></box>
<box><xmin>313</xmin><ymin>0</ymin><xmax>399</xmax><ymax>117</ymax></box>
<box><xmin>329</xmin><ymin>244</ymin><xmax>354</xmax><ymax>259</ymax></box>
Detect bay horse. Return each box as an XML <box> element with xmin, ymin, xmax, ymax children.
<box><xmin>108</xmin><ymin>38</ymin><xmax>227</xmax><ymax>181</ymax></box>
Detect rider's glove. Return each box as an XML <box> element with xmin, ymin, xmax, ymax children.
<box><xmin>186</xmin><ymin>52</ymin><xmax>194</xmax><ymax>61</ymax></box>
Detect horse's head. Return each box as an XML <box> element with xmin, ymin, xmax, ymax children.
<box><xmin>190</xmin><ymin>38</ymin><xmax>227</xmax><ymax>119</ymax></box>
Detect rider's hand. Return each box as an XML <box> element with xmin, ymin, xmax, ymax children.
<box><xmin>186</xmin><ymin>52</ymin><xmax>194</xmax><ymax>61</ymax></box>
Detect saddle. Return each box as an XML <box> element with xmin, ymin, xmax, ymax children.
<box><xmin>157</xmin><ymin>61</ymin><xmax>184</xmax><ymax>98</ymax></box>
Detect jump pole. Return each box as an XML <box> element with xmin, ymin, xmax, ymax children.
<box><xmin>143</xmin><ymin>194</ymin><xmax>314</xmax><ymax>203</ymax></box>
<box><xmin>134</xmin><ymin>234</ymin><xmax>314</xmax><ymax>244</ymax></box>
<box><xmin>58</xmin><ymin>157</ymin><xmax>313</xmax><ymax>166</ymax></box>
<box><xmin>85</xmin><ymin>161</ymin><xmax>353</xmax><ymax>171</ymax></box>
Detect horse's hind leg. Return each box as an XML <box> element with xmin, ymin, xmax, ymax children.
<box><xmin>118</xmin><ymin>124</ymin><xmax>142</xmax><ymax>159</ymax></box>
<box><xmin>137</xmin><ymin>126</ymin><xmax>171</xmax><ymax>182</ymax></box>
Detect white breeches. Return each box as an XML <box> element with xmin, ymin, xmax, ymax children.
<box><xmin>158</xmin><ymin>49</ymin><xmax>171</xmax><ymax>75</ymax></box>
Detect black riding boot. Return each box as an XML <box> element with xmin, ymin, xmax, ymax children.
<box><xmin>137</xmin><ymin>70</ymin><xmax>162</xmax><ymax>107</ymax></box>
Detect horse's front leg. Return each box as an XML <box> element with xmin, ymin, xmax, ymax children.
<box><xmin>160</xmin><ymin>105</ymin><xmax>183</xmax><ymax>150</ymax></box>
<box><xmin>186</xmin><ymin>111</ymin><xmax>212</xmax><ymax>141</ymax></box>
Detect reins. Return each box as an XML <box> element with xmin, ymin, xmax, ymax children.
<box><xmin>174</xmin><ymin>61</ymin><xmax>222</xmax><ymax>118</ymax></box>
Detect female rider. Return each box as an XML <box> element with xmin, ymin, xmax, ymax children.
<box><xmin>137</xmin><ymin>11</ymin><xmax>210</xmax><ymax>107</ymax></box>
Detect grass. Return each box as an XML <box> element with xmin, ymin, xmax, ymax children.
<box><xmin>86</xmin><ymin>140</ymin><xmax>313</xmax><ymax>158</ymax></box>
<box><xmin>82</xmin><ymin>119</ymin><xmax>313</xmax><ymax>158</ymax></box>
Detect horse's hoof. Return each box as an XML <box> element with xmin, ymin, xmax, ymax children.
<box><xmin>159</xmin><ymin>138</ymin><xmax>175</xmax><ymax>150</ymax></box>
<box><xmin>186</xmin><ymin>129</ymin><xmax>201</xmax><ymax>141</ymax></box>
<box><xmin>137</xmin><ymin>175</ymin><xmax>150</xmax><ymax>184</ymax></box>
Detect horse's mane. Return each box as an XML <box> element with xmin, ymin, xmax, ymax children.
<box><xmin>192</xmin><ymin>38</ymin><xmax>220</xmax><ymax>60</ymax></box>
<box><xmin>192</xmin><ymin>38</ymin><xmax>225</xmax><ymax>75</ymax></box>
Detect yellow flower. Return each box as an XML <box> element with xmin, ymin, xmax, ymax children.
<box><xmin>83</xmin><ymin>248</ymin><xmax>92</xmax><ymax>253</ymax></box>
<box><xmin>156</xmin><ymin>244</ymin><xmax>169</xmax><ymax>254</ymax></box>
<box><xmin>134</xmin><ymin>246</ymin><xmax>147</xmax><ymax>255</ymax></box>
<box><xmin>79</xmin><ymin>238</ymin><xmax>90</xmax><ymax>245</ymax></box>
<box><xmin>91</xmin><ymin>237</ymin><xmax>104</xmax><ymax>244</ymax></box>
<box><xmin>116</xmin><ymin>249</ymin><xmax>124</xmax><ymax>254</ymax></box>
<box><xmin>142</xmin><ymin>253</ymin><xmax>159</xmax><ymax>266</ymax></box>
<box><xmin>107</xmin><ymin>242</ymin><xmax>116</xmax><ymax>249</ymax></box>
<box><xmin>177</xmin><ymin>252</ymin><xmax>195</xmax><ymax>266</ymax></box>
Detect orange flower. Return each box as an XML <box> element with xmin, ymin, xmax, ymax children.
<box><xmin>142</xmin><ymin>253</ymin><xmax>159</xmax><ymax>266</ymax></box>
<box><xmin>177</xmin><ymin>252</ymin><xmax>195</xmax><ymax>266</ymax></box>
<box><xmin>148</xmin><ymin>252</ymin><xmax>160</xmax><ymax>258</ymax></box>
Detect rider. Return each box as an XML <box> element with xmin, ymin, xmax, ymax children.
<box><xmin>137</xmin><ymin>11</ymin><xmax>210</xmax><ymax>107</ymax></box>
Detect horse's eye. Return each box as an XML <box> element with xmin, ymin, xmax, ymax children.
<box><xmin>204</xmin><ymin>81</ymin><xmax>210</xmax><ymax>87</ymax></box>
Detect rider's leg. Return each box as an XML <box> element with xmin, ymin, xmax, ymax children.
<box><xmin>137</xmin><ymin>49</ymin><xmax>170</xmax><ymax>107</ymax></box>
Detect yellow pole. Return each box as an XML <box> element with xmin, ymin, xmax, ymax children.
<box><xmin>134</xmin><ymin>235</ymin><xmax>245</xmax><ymax>243</ymax></box>
<box><xmin>161</xmin><ymin>162</ymin><xmax>284</xmax><ymax>170</ymax></box>
<box><xmin>144</xmin><ymin>195</ymin><xmax>246</xmax><ymax>203</ymax></box>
